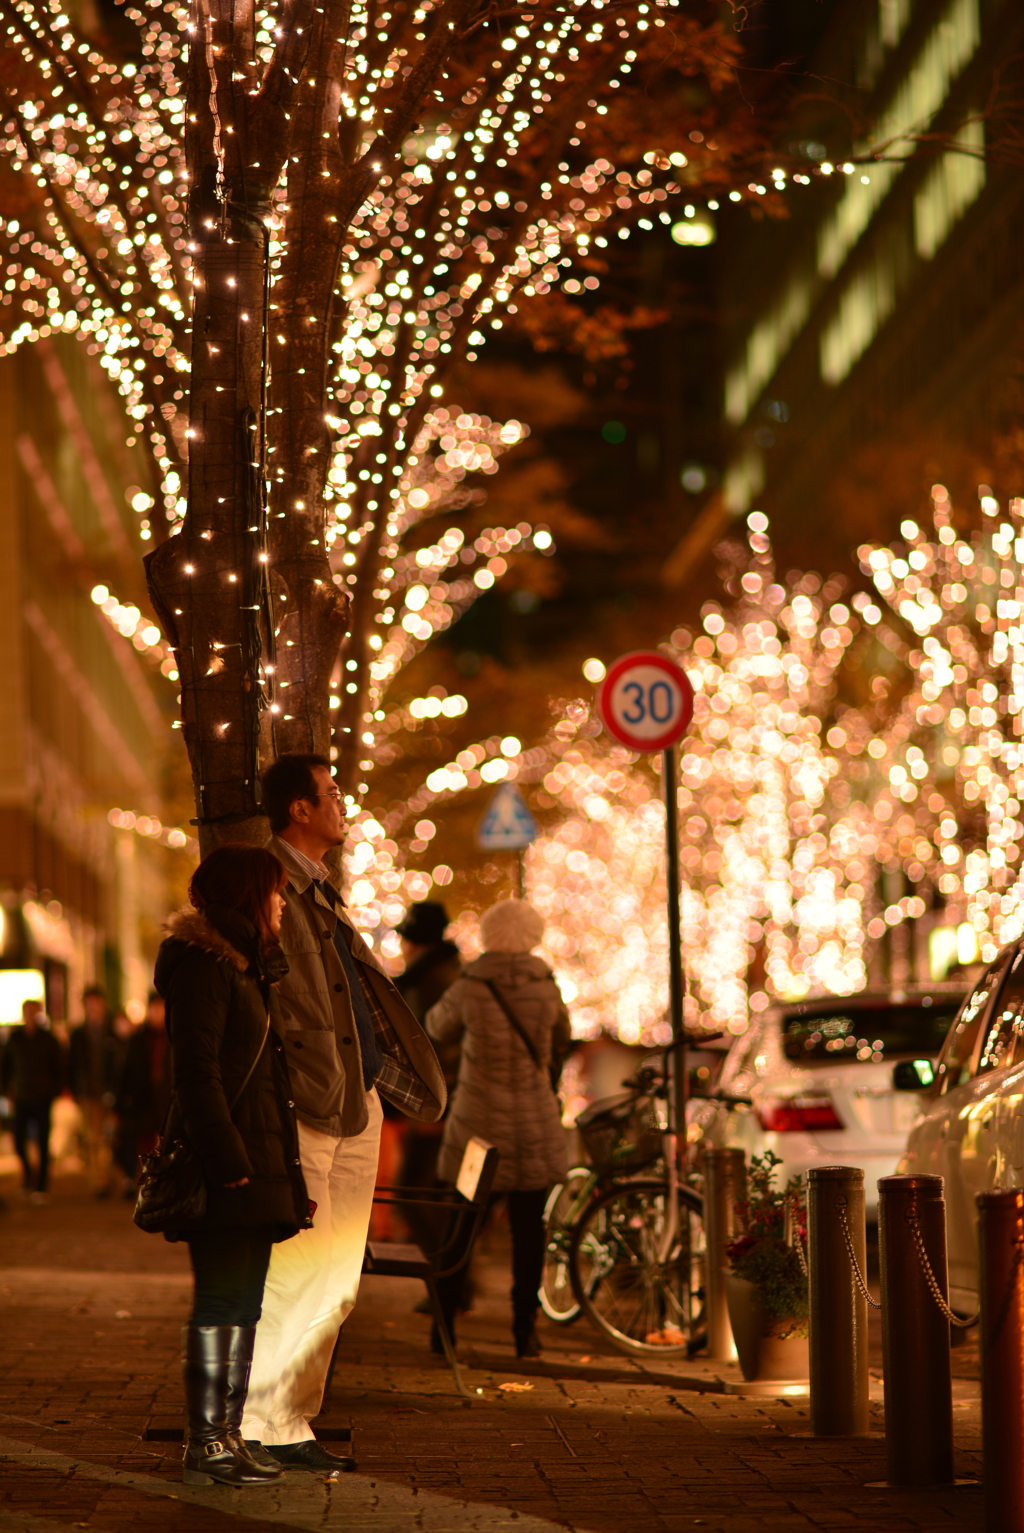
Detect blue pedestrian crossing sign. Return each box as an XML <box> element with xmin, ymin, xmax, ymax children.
<box><xmin>477</xmin><ymin>783</ymin><xmax>538</xmax><ymax>850</ymax></box>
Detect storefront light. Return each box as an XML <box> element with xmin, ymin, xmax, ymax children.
<box><xmin>0</xmin><ymin>968</ymin><xmax>45</xmax><ymax>1023</ymax></box>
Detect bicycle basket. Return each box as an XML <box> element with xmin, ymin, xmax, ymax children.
<box><xmin>575</xmin><ymin>1092</ymin><xmax>662</xmax><ymax>1176</ymax></box>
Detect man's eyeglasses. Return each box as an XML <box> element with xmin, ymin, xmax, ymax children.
<box><xmin>310</xmin><ymin>791</ymin><xmax>344</xmax><ymax>803</ymax></box>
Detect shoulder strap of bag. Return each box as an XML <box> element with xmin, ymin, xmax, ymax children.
<box><xmin>470</xmin><ymin>977</ymin><xmax>544</xmax><ymax>1073</ymax></box>
<box><xmin>156</xmin><ymin>1013</ymin><xmax>271</xmax><ymax>1154</ymax></box>
<box><xmin>228</xmin><ymin>1013</ymin><xmax>271</xmax><ymax>1111</ymax></box>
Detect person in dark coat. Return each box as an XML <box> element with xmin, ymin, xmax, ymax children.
<box><xmin>394</xmin><ymin>902</ymin><xmax>463</xmax><ymax>1026</ymax></box>
<box><xmin>151</xmin><ymin>844</ymin><xmax>312</xmax><ymax>1489</ymax></box>
<box><xmin>115</xmin><ymin>992</ymin><xmax>171</xmax><ymax>1193</ymax></box>
<box><xmin>0</xmin><ymin>1000</ymin><xmax>64</xmax><ymax>1199</ymax></box>
<box><xmin>68</xmin><ymin>987</ymin><xmax>118</xmax><ymax>1196</ymax></box>
<box><xmin>388</xmin><ymin>902</ymin><xmax>462</xmax><ymax>1244</ymax></box>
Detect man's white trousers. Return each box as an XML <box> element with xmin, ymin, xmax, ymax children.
<box><xmin>241</xmin><ymin>1089</ymin><xmax>382</xmax><ymax>1445</ymax></box>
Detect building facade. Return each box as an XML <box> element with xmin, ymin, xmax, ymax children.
<box><xmin>719</xmin><ymin>0</ymin><xmax>1023</xmax><ymax>551</ymax></box>
<box><xmin>0</xmin><ymin>335</ymin><xmax>185</xmax><ymax>1023</ymax></box>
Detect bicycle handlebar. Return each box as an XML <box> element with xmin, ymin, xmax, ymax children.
<box><xmin>619</xmin><ymin>1031</ymin><xmax>728</xmax><ymax>1092</ymax></box>
<box><xmin>663</xmin><ymin>1030</ymin><xmax>725</xmax><ymax>1052</ymax></box>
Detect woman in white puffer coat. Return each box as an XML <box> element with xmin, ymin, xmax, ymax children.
<box><xmin>426</xmin><ymin>898</ymin><xmax>571</xmax><ymax>1357</ymax></box>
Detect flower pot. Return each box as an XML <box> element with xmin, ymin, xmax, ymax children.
<box><xmin>724</xmin><ymin>1273</ymin><xmax>808</xmax><ymax>1383</ymax></box>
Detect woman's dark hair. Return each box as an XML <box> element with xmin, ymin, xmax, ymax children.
<box><xmin>261</xmin><ymin>753</ymin><xmax>332</xmax><ymax>833</ymax></box>
<box><xmin>189</xmin><ymin>844</ymin><xmax>287</xmax><ymax>946</ymax></box>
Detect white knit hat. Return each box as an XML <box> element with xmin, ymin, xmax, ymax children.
<box><xmin>479</xmin><ymin>899</ymin><xmax>544</xmax><ymax>954</ymax></box>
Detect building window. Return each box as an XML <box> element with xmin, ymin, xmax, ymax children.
<box><xmin>820</xmin><ymin>253</ymin><xmax>897</xmax><ymax>385</ymax></box>
<box><xmin>818</xmin><ymin>0</ymin><xmax>980</xmax><ymax>279</ymax></box>
<box><xmin>725</xmin><ymin>277</ymin><xmax>811</xmax><ymax>425</ymax></box>
<box><xmin>914</xmin><ymin>120</ymin><xmax>986</xmax><ymax>259</ymax></box>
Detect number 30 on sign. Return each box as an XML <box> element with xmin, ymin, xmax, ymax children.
<box><xmin>596</xmin><ymin>650</ymin><xmax>695</xmax><ymax>753</ymax></box>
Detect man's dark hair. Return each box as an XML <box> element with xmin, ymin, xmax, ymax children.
<box><xmin>82</xmin><ymin>984</ymin><xmax>106</xmax><ymax>1000</ymax></box>
<box><xmin>262</xmin><ymin>753</ymin><xmax>332</xmax><ymax>833</ymax></box>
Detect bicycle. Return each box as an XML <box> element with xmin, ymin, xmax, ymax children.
<box><xmin>540</xmin><ymin>1036</ymin><xmax>718</xmax><ymax>1358</ymax></box>
<box><xmin>539</xmin><ymin>1073</ymin><xmax>664</xmax><ymax>1324</ymax></box>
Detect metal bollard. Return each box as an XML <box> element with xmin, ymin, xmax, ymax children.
<box><xmin>807</xmin><ymin>1166</ymin><xmax>870</xmax><ymax>1437</ymax></box>
<box><xmin>978</xmin><ymin>1189</ymin><xmax>1024</xmax><ymax>1532</ymax></box>
<box><xmin>877</xmin><ymin>1173</ymin><xmax>954</xmax><ymax>1486</ymax></box>
<box><xmin>704</xmin><ymin>1147</ymin><xmax>746</xmax><ymax>1361</ymax></box>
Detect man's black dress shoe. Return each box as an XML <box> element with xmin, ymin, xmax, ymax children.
<box><xmin>265</xmin><ymin>1441</ymin><xmax>357</xmax><ymax>1473</ymax></box>
<box><xmin>242</xmin><ymin>1440</ymin><xmax>282</xmax><ymax>1470</ymax></box>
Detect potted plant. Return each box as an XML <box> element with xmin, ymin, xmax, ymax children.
<box><xmin>725</xmin><ymin>1151</ymin><xmax>809</xmax><ymax>1382</ymax></box>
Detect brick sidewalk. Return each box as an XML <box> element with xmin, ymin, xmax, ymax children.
<box><xmin>0</xmin><ymin>1173</ymin><xmax>985</xmax><ymax>1533</ymax></box>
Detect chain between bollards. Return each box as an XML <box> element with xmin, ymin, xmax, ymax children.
<box><xmin>905</xmin><ymin>1199</ymin><xmax>979</xmax><ymax>1328</ymax></box>
<box><xmin>787</xmin><ymin>1190</ymin><xmax>808</xmax><ymax>1278</ymax></box>
<box><xmin>836</xmin><ymin>1198</ymin><xmax>880</xmax><ymax>1311</ymax></box>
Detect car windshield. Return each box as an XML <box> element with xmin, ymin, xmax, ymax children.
<box><xmin>781</xmin><ymin>1002</ymin><xmax>961</xmax><ymax>1063</ymax></box>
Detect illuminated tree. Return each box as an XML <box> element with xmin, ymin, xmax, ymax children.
<box><xmin>367</xmin><ymin>515</ymin><xmax>879</xmax><ymax>1032</ymax></box>
<box><xmin>859</xmin><ymin>483</ymin><xmax>1024</xmax><ymax>963</ymax></box>
<box><xmin>665</xmin><ymin>526</ymin><xmax>872</xmax><ymax>1030</ymax></box>
<box><xmin>0</xmin><ymin>0</ymin><xmax>768</xmax><ymax>844</ymax></box>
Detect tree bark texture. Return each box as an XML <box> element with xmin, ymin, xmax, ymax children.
<box><xmin>145</xmin><ymin>0</ymin><xmax>319</xmax><ymax>849</ymax></box>
<box><xmin>143</xmin><ymin>0</ymin><xmax>483</xmax><ymax>845</ymax></box>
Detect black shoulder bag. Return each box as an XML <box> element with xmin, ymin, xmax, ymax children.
<box><xmin>470</xmin><ymin>977</ymin><xmax>560</xmax><ymax>1096</ymax></box>
<box><xmin>133</xmin><ymin>1014</ymin><xmax>270</xmax><ymax>1235</ymax></box>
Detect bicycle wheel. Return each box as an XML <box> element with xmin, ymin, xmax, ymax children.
<box><xmin>568</xmin><ymin>1178</ymin><xmax>706</xmax><ymax>1357</ymax></box>
<box><xmin>540</xmin><ymin>1166</ymin><xmax>595</xmax><ymax>1324</ymax></box>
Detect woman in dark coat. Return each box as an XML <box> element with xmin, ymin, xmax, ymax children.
<box><xmin>152</xmin><ymin>844</ymin><xmax>311</xmax><ymax>1488</ymax></box>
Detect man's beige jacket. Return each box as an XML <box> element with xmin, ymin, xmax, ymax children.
<box><xmin>270</xmin><ymin>835</ymin><xmax>446</xmax><ymax>1138</ymax></box>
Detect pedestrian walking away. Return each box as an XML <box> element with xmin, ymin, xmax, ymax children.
<box><xmin>115</xmin><ymin>991</ymin><xmax>171</xmax><ymax>1197</ymax></box>
<box><xmin>240</xmin><ymin>753</ymin><xmax>446</xmax><ymax>1473</ymax></box>
<box><xmin>426</xmin><ymin>898</ymin><xmax>572</xmax><ymax>1358</ymax></box>
<box><xmin>151</xmin><ymin>843</ymin><xmax>312</xmax><ymax>1489</ymax></box>
<box><xmin>0</xmin><ymin>998</ymin><xmax>64</xmax><ymax>1200</ymax></box>
<box><xmin>68</xmin><ymin>986</ymin><xmax>118</xmax><ymax>1197</ymax></box>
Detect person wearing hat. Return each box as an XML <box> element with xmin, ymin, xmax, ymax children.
<box><xmin>426</xmin><ymin>898</ymin><xmax>571</xmax><ymax>1358</ymax></box>
<box><xmin>394</xmin><ymin>903</ymin><xmax>462</xmax><ymax>1026</ymax></box>
<box><xmin>377</xmin><ymin>902</ymin><xmax>463</xmax><ymax>1243</ymax></box>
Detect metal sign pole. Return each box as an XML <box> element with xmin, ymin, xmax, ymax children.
<box><xmin>663</xmin><ymin>743</ymin><xmax>686</xmax><ymax>1161</ymax></box>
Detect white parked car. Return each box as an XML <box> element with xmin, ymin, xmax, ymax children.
<box><xmin>691</xmin><ymin>989</ymin><xmax>963</xmax><ymax>1216</ymax></box>
<box><xmin>899</xmin><ymin>944</ymin><xmax>1024</xmax><ymax>1313</ymax></box>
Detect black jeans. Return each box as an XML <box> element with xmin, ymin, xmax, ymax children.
<box><xmin>435</xmin><ymin>1187</ymin><xmax>548</xmax><ymax>1338</ymax></box>
<box><xmin>186</xmin><ymin>1226</ymin><xmax>276</xmax><ymax>1327</ymax></box>
<box><xmin>13</xmin><ymin>1100</ymin><xmax>53</xmax><ymax>1192</ymax></box>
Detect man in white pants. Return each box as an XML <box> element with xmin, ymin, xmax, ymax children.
<box><xmin>241</xmin><ymin>754</ymin><xmax>446</xmax><ymax>1472</ymax></box>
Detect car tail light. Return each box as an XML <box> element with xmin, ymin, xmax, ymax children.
<box><xmin>756</xmin><ymin>1092</ymin><xmax>845</xmax><ymax>1132</ymax></box>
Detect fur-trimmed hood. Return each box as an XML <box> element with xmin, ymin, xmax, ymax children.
<box><xmin>162</xmin><ymin>906</ymin><xmax>250</xmax><ymax>972</ymax></box>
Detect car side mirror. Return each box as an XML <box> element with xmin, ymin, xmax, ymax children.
<box><xmin>892</xmin><ymin>1058</ymin><xmax>935</xmax><ymax>1091</ymax></box>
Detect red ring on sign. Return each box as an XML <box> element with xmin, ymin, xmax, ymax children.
<box><xmin>597</xmin><ymin>650</ymin><xmax>695</xmax><ymax>752</ymax></box>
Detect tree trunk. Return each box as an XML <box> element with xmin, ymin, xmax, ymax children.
<box><xmin>265</xmin><ymin>3</ymin><xmax>354</xmax><ymax>765</ymax></box>
<box><xmin>145</xmin><ymin>0</ymin><xmax>316</xmax><ymax>852</ymax></box>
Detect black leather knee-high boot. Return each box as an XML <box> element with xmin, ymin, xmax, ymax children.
<box><xmin>182</xmin><ymin>1327</ymin><xmax>282</xmax><ymax>1486</ymax></box>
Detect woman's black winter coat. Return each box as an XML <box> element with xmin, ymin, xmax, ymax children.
<box><xmin>153</xmin><ymin>903</ymin><xmax>311</xmax><ymax>1240</ymax></box>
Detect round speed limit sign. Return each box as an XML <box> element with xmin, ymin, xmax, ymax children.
<box><xmin>597</xmin><ymin>650</ymin><xmax>694</xmax><ymax>752</ymax></box>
